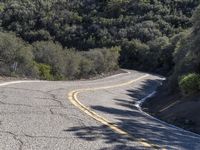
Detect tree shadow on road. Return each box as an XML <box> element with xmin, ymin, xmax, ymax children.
<box><xmin>65</xmin><ymin>79</ymin><xmax>200</xmax><ymax>150</ymax></box>
<box><xmin>65</xmin><ymin>124</ymin><xmax>146</xmax><ymax>150</ymax></box>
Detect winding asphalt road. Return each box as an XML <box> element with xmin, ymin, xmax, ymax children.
<box><xmin>0</xmin><ymin>70</ymin><xmax>200</xmax><ymax>150</ymax></box>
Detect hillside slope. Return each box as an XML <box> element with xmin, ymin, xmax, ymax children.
<box><xmin>143</xmin><ymin>5</ymin><xmax>200</xmax><ymax>134</ymax></box>
<box><xmin>0</xmin><ymin>0</ymin><xmax>199</xmax><ymax>79</ymax></box>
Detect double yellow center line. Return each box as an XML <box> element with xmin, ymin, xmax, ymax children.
<box><xmin>68</xmin><ymin>74</ymin><xmax>165</xmax><ymax>149</ymax></box>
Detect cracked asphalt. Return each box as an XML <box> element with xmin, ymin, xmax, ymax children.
<box><xmin>0</xmin><ymin>70</ymin><xmax>200</xmax><ymax>150</ymax></box>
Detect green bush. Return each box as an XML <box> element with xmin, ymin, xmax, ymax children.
<box><xmin>101</xmin><ymin>46</ymin><xmax>120</xmax><ymax>72</ymax></box>
<box><xmin>82</xmin><ymin>50</ymin><xmax>105</xmax><ymax>74</ymax></box>
<box><xmin>78</xmin><ymin>57</ymin><xmax>93</xmax><ymax>78</ymax></box>
<box><xmin>64</xmin><ymin>50</ymin><xmax>82</xmax><ymax>80</ymax></box>
<box><xmin>32</xmin><ymin>41</ymin><xmax>66</xmax><ymax>78</ymax></box>
<box><xmin>35</xmin><ymin>63</ymin><xmax>53</xmax><ymax>80</ymax></box>
<box><xmin>83</xmin><ymin>46</ymin><xmax>120</xmax><ymax>74</ymax></box>
<box><xmin>0</xmin><ymin>32</ymin><xmax>38</xmax><ymax>77</ymax></box>
<box><xmin>0</xmin><ymin>33</ymin><xmax>120</xmax><ymax>80</ymax></box>
<box><xmin>179</xmin><ymin>73</ymin><xmax>200</xmax><ymax>95</ymax></box>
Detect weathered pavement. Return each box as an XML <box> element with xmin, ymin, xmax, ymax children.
<box><xmin>0</xmin><ymin>70</ymin><xmax>200</xmax><ymax>150</ymax></box>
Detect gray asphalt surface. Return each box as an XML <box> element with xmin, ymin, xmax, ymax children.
<box><xmin>0</xmin><ymin>70</ymin><xmax>199</xmax><ymax>150</ymax></box>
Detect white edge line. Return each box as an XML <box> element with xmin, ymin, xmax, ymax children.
<box><xmin>103</xmin><ymin>69</ymin><xmax>131</xmax><ymax>79</ymax></box>
<box><xmin>80</xmin><ymin>69</ymin><xmax>131</xmax><ymax>81</ymax></box>
<box><xmin>0</xmin><ymin>80</ymin><xmax>45</xmax><ymax>87</ymax></box>
<box><xmin>0</xmin><ymin>69</ymin><xmax>130</xmax><ymax>86</ymax></box>
<box><xmin>135</xmin><ymin>91</ymin><xmax>200</xmax><ymax>138</ymax></box>
<box><xmin>0</xmin><ymin>70</ymin><xmax>130</xmax><ymax>87</ymax></box>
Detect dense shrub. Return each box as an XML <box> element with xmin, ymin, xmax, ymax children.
<box><xmin>64</xmin><ymin>50</ymin><xmax>82</xmax><ymax>80</ymax></box>
<box><xmin>33</xmin><ymin>46</ymin><xmax>120</xmax><ymax>80</ymax></box>
<box><xmin>0</xmin><ymin>32</ymin><xmax>120</xmax><ymax>80</ymax></box>
<box><xmin>0</xmin><ymin>32</ymin><xmax>38</xmax><ymax>77</ymax></box>
<box><xmin>179</xmin><ymin>73</ymin><xmax>200</xmax><ymax>95</ymax></box>
<box><xmin>32</xmin><ymin>41</ymin><xmax>67</xmax><ymax>79</ymax></box>
<box><xmin>78</xmin><ymin>57</ymin><xmax>93</xmax><ymax>78</ymax></box>
<box><xmin>34</xmin><ymin>63</ymin><xmax>53</xmax><ymax>80</ymax></box>
<box><xmin>120</xmin><ymin>39</ymin><xmax>150</xmax><ymax>69</ymax></box>
<box><xmin>82</xmin><ymin>46</ymin><xmax>120</xmax><ymax>75</ymax></box>
<box><xmin>82</xmin><ymin>50</ymin><xmax>105</xmax><ymax>74</ymax></box>
<box><xmin>102</xmin><ymin>46</ymin><xmax>120</xmax><ymax>72</ymax></box>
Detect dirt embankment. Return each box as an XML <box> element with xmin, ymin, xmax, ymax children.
<box><xmin>142</xmin><ymin>91</ymin><xmax>200</xmax><ymax>134</ymax></box>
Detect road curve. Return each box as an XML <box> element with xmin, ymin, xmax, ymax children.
<box><xmin>0</xmin><ymin>70</ymin><xmax>199</xmax><ymax>150</ymax></box>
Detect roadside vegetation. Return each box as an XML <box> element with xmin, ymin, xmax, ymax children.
<box><xmin>179</xmin><ymin>73</ymin><xmax>200</xmax><ymax>95</ymax></box>
<box><xmin>0</xmin><ymin>0</ymin><xmax>199</xmax><ymax>80</ymax></box>
<box><xmin>142</xmin><ymin>4</ymin><xmax>200</xmax><ymax>134</ymax></box>
<box><xmin>0</xmin><ymin>31</ymin><xmax>120</xmax><ymax>80</ymax></box>
<box><xmin>166</xmin><ymin>5</ymin><xmax>200</xmax><ymax>96</ymax></box>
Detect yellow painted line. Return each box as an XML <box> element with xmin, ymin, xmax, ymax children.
<box><xmin>68</xmin><ymin>74</ymin><xmax>166</xmax><ymax>149</ymax></box>
<box><xmin>159</xmin><ymin>100</ymin><xmax>180</xmax><ymax>112</ymax></box>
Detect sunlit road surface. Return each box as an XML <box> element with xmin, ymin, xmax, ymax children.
<box><xmin>0</xmin><ymin>70</ymin><xmax>200</xmax><ymax>150</ymax></box>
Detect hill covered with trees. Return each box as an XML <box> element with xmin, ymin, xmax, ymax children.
<box><xmin>0</xmin><ymin>0</ymin><xmax>199</xmax><ymax>80</ymax></box>
<box><xmin>143</xmin><ymin>4</ymin><xmax>200</xmax><ymax>134</ymax></box>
